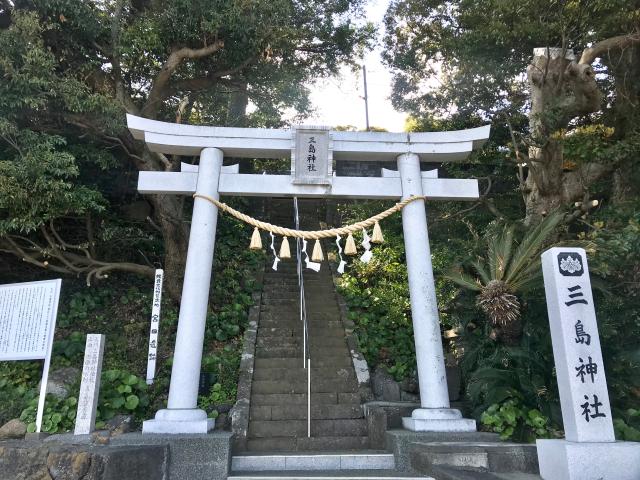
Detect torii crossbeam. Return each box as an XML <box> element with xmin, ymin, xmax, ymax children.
<box><xmin>127</xmin><ymin>114</ymin><xmax>490</xmax><ymax>434</ymax></box>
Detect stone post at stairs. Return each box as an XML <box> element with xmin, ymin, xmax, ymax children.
<box><xmin>397</xmin><ymin>152</ymin><xmax>475</xmax><ymax>432</ymax></box>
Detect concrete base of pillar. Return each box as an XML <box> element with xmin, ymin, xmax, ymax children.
<box><xmin>402</xmin><ymin>408</ymin><xmax>476</xmax><ymax>432</ymax></box>
<box><xmin>537</xmin><ymin>439</ymin><xmax>640</xmax><ymax>480</ymax></box>
<box><xmin>142</xmin><ymin>408</ymin><xmax>215</xmax><ymax>434</ymax></box>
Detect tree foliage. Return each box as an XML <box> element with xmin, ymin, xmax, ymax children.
<box><xmin>0</xmin><ymin>0</ymin><xmax>373</xmax><ymax>296</ymax></box>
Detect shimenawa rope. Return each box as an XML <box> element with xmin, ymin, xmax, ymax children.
<box><xmin>192</xmin><ymin>194</ymin><xmax>425</xmax><ymax>240</ymax></box>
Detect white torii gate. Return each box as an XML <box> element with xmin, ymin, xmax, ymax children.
<box><xmin>127</xmin><ymin>114</ymin><xmax>490</xmax><ymax>434</ymax></box>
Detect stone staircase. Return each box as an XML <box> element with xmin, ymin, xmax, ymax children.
<box><xmin>246</xmin><ymin>199</ymin><xmax>369</xmax><ymax>452</ymax></box>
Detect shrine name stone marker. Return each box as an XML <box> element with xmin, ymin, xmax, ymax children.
<box><xmin>0</xmin><ymin>279</ymin><xmax>61</xmax><ymax>432</ymax></box>
<box><xmin>74</xmin><ymin>334</ymin><xmax>105</xmax><ymax>435</ymax></box>
<box><xmin>537</xmin><ymin>247</ymin><xmax>640</xmax><ymax>480</ymax></box>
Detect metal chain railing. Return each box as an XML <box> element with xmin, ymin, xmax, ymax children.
<box><xmin>293</xmin><ymin>198</ymin><xmax>311</xmax><ymax>438</ymax></box>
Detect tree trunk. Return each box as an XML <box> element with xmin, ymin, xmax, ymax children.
<box><xmin>227</xmin><ymin>80</ymin><xmax>248</xmax><ymax>127</ymax></box>
<box><xmin>148</xmin><ymin>193</ymin><xmax>189</xmax><ymax>303</ymax></box>
<box><xmin>524</xmin><ymin>48</ymin><xmax>603</xmax><ymax>225</ymax></box>
<box><xmin>604</xmin><ymin>46</ymin><xmax>640</xmax><ymax>204</ymax></box>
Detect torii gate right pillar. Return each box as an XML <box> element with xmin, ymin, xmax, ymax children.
<box><xmin>398</xmin><ymin>153</ymin><xmax>476</xmax><ymax>432</ymax></box>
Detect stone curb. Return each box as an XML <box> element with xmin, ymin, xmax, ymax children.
<box><xmin>231</xmin><ymin>266</ymin><xmax>264</xmax><ymax>452</ymax></box>
<box><xmin>325</xmin><ymin>249</ymin><xmax>374</xmax><ymax>403</ymax></box>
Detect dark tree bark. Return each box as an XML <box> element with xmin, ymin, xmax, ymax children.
<box><xmin>522</xmin><ymin>36</ymin><xmax>640</xmax><ymax>224</ymax></box>
<box><xmin>602</xmin><ymin>45</ymin><xmax>640</xmax><ymax>204</ymax></box>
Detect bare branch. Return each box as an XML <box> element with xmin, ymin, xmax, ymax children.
<box><xmin>1</xmin><ymin>222</ymin><xmax>155</xmax><ymax>284</ymax></box>
<box><xmin>142</xmin><ymin>39</ymin><xmax>225</xmax><ymax>118</ymax></box>
<box><xmin>167</xmin><ymin>56</ymin><xmax>256</xmax><ymax>97</ymax></box>
<box><xmin>580</xmin><ymin>34</ymin><xmax>640</xmax><ymax>65</ymax></box>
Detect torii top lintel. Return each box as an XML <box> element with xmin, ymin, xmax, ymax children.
<box><xmin>126</xmin><ymin>114</ymin><xmax>490</xmax><ymax>162</ymax></box>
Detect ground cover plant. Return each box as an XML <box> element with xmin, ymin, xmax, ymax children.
<box><xmin>0</xmin><ymin>212</ymin><xmax>263</xmax><ymax>433</ymax></box>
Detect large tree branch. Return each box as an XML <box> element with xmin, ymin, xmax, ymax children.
<box><xmin>142</xmin><ymin>40</ymin><xmax>225</xmax><ymax>118</ymax></box>
<box><xmin>580</xmin><ymin>33</ymin><xmax>640</xmax><ymax>65</ymax></box>
<box><xmin>166</xmin><ymin>56</ymin><xmax>256</xmax><ymax>101</ymax></box>
<box><xmin>1</xmin><ymin>227</ymin><xmax>156</xmax><ymax>286</ymax></box>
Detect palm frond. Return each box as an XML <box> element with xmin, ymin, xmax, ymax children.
<box><xmin>470</xmin><ymin>259</ymin><xmax>491</xmax><ymax>285</ymax></box>
<box><xmin>505</xmin><ymin>211</ymin><xmax>563</xmax><ymax>285</ymax></box>
<box><xmin>494</xmin><ymin>225</ymin><xmax>515</xmax><ymax>281</ymax></box>
<box><xmin>508</xmin><ymin>259</ymin><xmax>543</xmax><ymax>292</ymax></box>
<box><xmin>487</xmin><ymin>231</ymin><xmax>498</xmax><ymax>280</ymax></box>
<box><xmin>445</xmin><ymin>269</ymin><xmax>483</xmax><ymax>292</ymax></box>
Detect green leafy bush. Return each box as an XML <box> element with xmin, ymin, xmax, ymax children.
<box><xmin>96</xmin><ymin>369</ymin><xmax>150</xmax><ymax>426</ymax></box>
<box><xmin>481</xmin><ymin>399</ymin><xmax>555</xmax><ymax>442</ymax></box>
<box><xmin>0</xmin><ymin>362</ymin><xmax>40</xmax><ymax>425</ymax></box>
<box><xmin>614</xmin><ymin>409</ymin><xmax>640</xmax><ymax>441</ymax></box>
<box><xmin>21</xmin><ymin>394</ymin><xmax>78</xmax><ymax>433</ymax></box>
<box><xmin>18</xmin><ymin>368</ymin><xmax>149</xmax><ymax>433</ymax></box>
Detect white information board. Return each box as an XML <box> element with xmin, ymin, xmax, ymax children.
<box><xmin>541</xmin><ymin>247</ymin><xmax>615</xmax><ymax>443</ymax></box>
<box><xmin>146</xmin><ymin>269</ymin><xmax>163</xmax><ymax>385</ymax></box>
<box><xmin>0</xmin><ymin>279</ymin><xmax>61</xmax><ymax>432</ymax></box>
<box><xmin>75</xmin><ymin>334</ymin><xmax>105</xmax><ymax>435</ymax></box>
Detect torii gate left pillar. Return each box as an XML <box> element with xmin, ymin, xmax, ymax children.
<box><xmin>127</xmin><ymin>115</ymin><xmax>489</xmax><ymax>434</ymax></box>
<box><xmin>146</xmin><ymin>148</ymin><xmax>223</xmax><ymax>432</ymax></box>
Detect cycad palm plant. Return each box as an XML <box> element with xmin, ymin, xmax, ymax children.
<box><xmin>447</xmin><ymin>212</ymin><xmax>564</xmax><ymax>344</ymax></box>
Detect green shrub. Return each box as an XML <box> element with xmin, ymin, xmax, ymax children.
<box><xmin>18</xmin><ymin>368</ymin><xmax>149</xmax><ymax>433</ymax></box>
<box><xmin>614</xmin><ymin>408</ymin><xmax>640</xmax><ymax>441</ymax></box>
<box><xmin>21</xmin><ymin>394</ymin><xmax>78</xmax><ymax>433</ymax></box>
<box><xmin>481</xmin><ymin>398</ymin><xmax>555</xmax><ymax>442</ymax></box>
<box><xmin>96</xmin><ymin>369</ymin><xmax>150</xmax><ymax>426</ymax></box>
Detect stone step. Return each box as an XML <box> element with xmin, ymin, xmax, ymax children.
<box><xmin>260</xmin><ymin>314</ymin><xmax>341</xmax><ymax>322</ymax></box>
<box><xmin>257</xmin><ymin>337</ymin><xmax>346</xmax><ymax>349</ymax></box>
<box><xmin>251</xmin><ymin>378</ymin><xmax>358</xmax><ymax>395</ymax></box>
<box><xmin>251</xmin><ymin>392</ymin><xmax>360</xmax><ymax>407</ymax></box>
<box><xmin>258</xmin><ymin>329</ymin><xmax>346</xmax><ymax>340</ymax></box>
<box><xmin>229</xmin><ymin>474</ymin><xmax>430</xmax><ymax>479</ymax></box>
<box><xmin>254</xmin><ymin>357</ymin><xmax>352</xmax><ymax>369</ymax></box>
<box><xmin>427</xmin><ymin>466</ymin><xmax>541</xmax><ymax>480</ymax></box>
<box><xmin>262</xmin><ymin>288</ymin><xmax>336</xmax><ymax>297</ymax></box>
<box><xmin>255</xmin><ymin>347</ymin><xmax>303</xmax><ymax>358</ymax></box>
<box><xmin>264</xmin><ymin>275</ymin><xmax>333</xmax><ymax>282</ymax></box>
<box><xmin>250</xmin><ymin>404</ymin><xmax>364</xmax><ymax>421</ymax></box>
<box><xmin>253</xmin><ymin>367</ymin><xmax>354</xmax><ymax>382</ymax></box>
<box><xmin>231</xmin><ymin>452</ymin><xmax>394</xmax><ymax>472</ymax></box>
<box><xmin>259</xmin><ymin>313</ymin><xmax>342</xmax><ymax>322</ymax></box>
<box><xmin>258</xmin><ymin>320</ymin><xmax>345</xmax><ymax>329</ymax></box>
<box><xmin>308</xmin><ymin>346</ymin><xmax>351</xmax><ymax>356</ymax></box>
<box><xmin>261</xmin><ymin>306</ymin><xmax>341</xmax><ymax>315</ymax></box>
<box><xmin>256</xmin><ymin>334</ymin><xmax>346</xmax><ymax>343</ymax></box>
<box><xmin>409</xmin><ymin>442</ymin><xmax>540</xmax><ymax>477</ymax></box>
<box><xmin>246</xmin><ymin>435</ymin><xmax>370</xmax><ymax>452</ymax></box>
<box><xmin>248</xmin><ymin>419</ymin><xmax>367</xmax><ymax>438</ymax></box>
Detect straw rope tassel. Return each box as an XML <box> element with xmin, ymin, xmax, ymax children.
<box><xmin>311</xmin><ymin>239</ymin><xmax>324</xmax><ymax>262</ymax></box>
<box><xmin>371</xmin><ymin>221</ymin><xmax>384</xmax><ymax>244</ymax></box>
<box><xmin>344</xmin><ymin>233</ymin><xmax>357</xmax><ymax>256</ymax></box>
<box><xmin>249</xmin><ymin>227</ymin><xmax>262</xmax><ymax>250</ymax></box>
<box><xmin>279</xmin><ymin>237</ymin><xmax>291</xmax><ymax>259</ymax></box>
